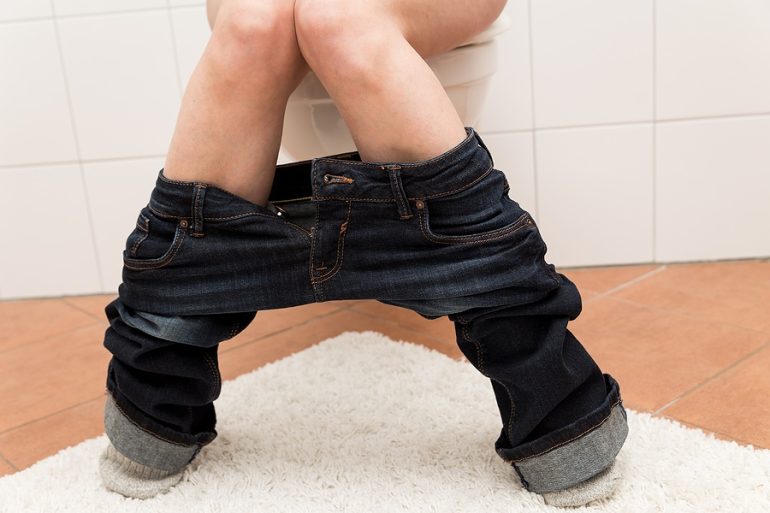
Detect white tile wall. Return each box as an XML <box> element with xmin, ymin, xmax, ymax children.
<box><xmin>477</xmin><ymin>0</ymin><xmax>532</xmax><ymax>132</ymax></box>
<box><xmin>0</xmin><ymin>165</ymin><xmax>101</xmax><ymax>298</ymax></box>
<box><xmin>479</xmin><ymin>131</ymin><xmax>537</xmax><ymax>216</ymax></box>
<box><xmin>656</xmin><ymin>0</ymin><xmax>770</xmax><ymax>120</ymax></box>
<box><xmin>1</xmin><ymin>2</ymin><xmax>768</xmax><ymax>299</ymax></box>
<box><xmin>655</xmin><ymin>116</ymin><xmax>770</xmax><ymax>262</ymax></box>
<box><xmin>530</xmin><ymin>0</ymin><xmax>654</xmax><ymax>128</ymax></box>
<box><xmin>56</xmin><ymin>10</ymin><xmax>180</xmax><ymax>160</ymax></box>
<box><xmin>0</xmin><ymin>20</ymin><xmax>78</xmax><ymax>166</ymax></box>
<box><xmin>170</xmin><ymin>6</ymin><xmax>210</xmax><ymax>87</ymax></box>
<box><xmin>535</xmin><ymin>125</ymin><xmax>654</xmax><ymax>268</ymax></box>
<box><xmin>53</xmin><ymin>0</ymin><xmax>166</xmax><ymax>17</ymax></box>
<box><xmin>169</xmin><ymin>0</ymin><xmax>206</xmax><ymax>6</ymax></box>
<box><xmin>0</xmin><ymin>1</ymin><xmax>52</xmax><ymax>22</ymax></box>
<box><xmin>82</xmin><ymin>158</ymin><xmax>166</xmax><ymax>293</ymax></box>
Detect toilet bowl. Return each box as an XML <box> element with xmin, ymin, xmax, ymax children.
<box><xmin>280</xmin><ymin>11</ymin><xmax>514</xmax><ymax>160</ymax></box>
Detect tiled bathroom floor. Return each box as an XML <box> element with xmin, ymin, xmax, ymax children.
<box><xmin>0</xmin><ymin>258</ymin><xmax>768</xmax><ymax>476</ymax></box>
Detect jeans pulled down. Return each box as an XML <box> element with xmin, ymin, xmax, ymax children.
<box><xmin>103</xmin><ymin>126</ymin><xmax>628</xmax><ymax>494</ymax></box>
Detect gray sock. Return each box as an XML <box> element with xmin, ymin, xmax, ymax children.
<box><xmin>540</xmin><ymin>459</ymin><xmax>623</xmax><ymax>508</ymax></box>
<box><xmin>99</xmin><ymin>443</ymin><xmax>188</xmax><ymax>499</ymax></box>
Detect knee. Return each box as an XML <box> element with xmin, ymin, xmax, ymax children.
<box><xmin>209</xmin><ymin>0</ymin><xmax>297</xmax><ymax>57</ymax></box>
<box><xmin>294</xmin><ymin>0</ymin><xmax>397</xmax><ymax>73</ymax></box>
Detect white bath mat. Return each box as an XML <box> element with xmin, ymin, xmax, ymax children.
<box><xmin>0</xmin><ymin>331</ymin><xmax>768</xmax><ymax>512</ymax></box>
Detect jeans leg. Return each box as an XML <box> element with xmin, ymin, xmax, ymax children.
<box><xmin>102</xmin><ymin>296</ymin><xmax>257</xmax><ymax>469</ymax></box>
<box><xmin>384</xmin><ymin>270</ymin><xmax>628</xmax><ymax>495</ymax></box>
<box><xmin>444</xmin><ymin>272</ymin><xmax>628</xmax><ymax>494</ymax></box>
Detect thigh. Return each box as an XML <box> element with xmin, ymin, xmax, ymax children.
<box><xmin>384</xmin><ymin>0</ymin><xmax>508</xmax><ymax>58</ymax></box>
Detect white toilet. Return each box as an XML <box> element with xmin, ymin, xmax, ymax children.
<box><xmin>280</xmin><ymin>11</ymin><xmax>514</xmax><ymax>160</ymax></box>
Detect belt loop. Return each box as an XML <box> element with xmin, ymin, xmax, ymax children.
<box><xmin>191</xmin><ymin>184</ymin><xmax>206</xmax><ymax>237</ymax></box>
<box><xmin>474</xmin><ymin>129</ymin><xmax>495</xmax><ymax>169</ymax></box>
<box><xmin>383</xmin><ymin>165</ymin><xmax>413</xmax><ymax>220</ymax></box>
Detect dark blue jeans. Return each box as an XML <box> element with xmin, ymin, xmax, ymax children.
<box><xmin>102</xmin><ymin>126</ymin><xmax>628</xmax><ymax>494</ymax></box>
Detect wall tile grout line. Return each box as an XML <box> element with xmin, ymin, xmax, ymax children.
<box><xmin>652</xmin><ymin>338</ymin><xmax>770</xmax><ymax>417</ymax></box>
<box><xmin>0</xmin><ymin>154</ymin><xmax>169</xmax><ymax>170</ymax></box>
<box><xmin>47</xmin><ymin>0</ymin><xmax>105</xmax><ymax>292</ymax></box>
<box><xmin>0</xmin><ymin>5</ymin><xmax>208</xmax><ymax>26</ymax></box>
<box><xmin>526</xmin><ymin>0</ymin><xmax>540</xmax><ymax>221</ymax></box>
<box><xmin>165</xmin><ymin>0</ymin><xmax>186</xmax><ymax>99</ymax></box>
<box><xmin>1</xmin><ymin>107</ymin><xmax>769</xmax><ymax>170</ymax></box>
<box><xmin>652</xmin><ymin>0</ymin><xmax>658</xmax><ymax>262</ymax></box>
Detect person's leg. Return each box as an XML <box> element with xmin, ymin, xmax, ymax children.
<box><xmin>162</xmin><ymin>0</ymin><xmax>310</xmax><ymax>206</ymax></box>
<box><xmin>292</xmin><ymin>0</ymin><xmax>507</xmax><ymax>163</ymax></box>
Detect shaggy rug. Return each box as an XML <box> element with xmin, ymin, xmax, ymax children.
<box><xmin>0</xmin><ymin>331</ymin><xmax>768</xmax><ymax>512</ymax></box>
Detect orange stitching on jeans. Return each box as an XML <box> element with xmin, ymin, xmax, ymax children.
<box><xmin>148</xmin><ymin>204</ymin><xmax>275</xmax><ymax>222</ymax></box>
<box><xmin>462</xmin><ymin>323</ymin><xmax>517</xmax><ymax>446</ymax></box>
<box><xmin>510</xmin><ymin>399</ymin><xmax>624</xmax><ymax>463</ymax></box>
<box><xmin>123</xmin><ymin>223</ymin><xmax>187</xmax><ymax>270</ymax></box>
<box><xmin>129</xmin><ymin>215</ymin><xmax>150</xmax><ymax>257</ymax></box>
<box><xmin>417</xmin><ymin>209</ymin><xmax>533</xmax><ymax>246</ymax></box>
<box><xmin>414</xmin><ymin>163</ymin><xmax>495</xmax><ymax>201</ymax></box>
<box><xmin>202</xmin><ymin>352</ymin><xmax>221</xmax><ymax>391</ymax></box>
<box><xmin>314</xmin><ymin>201</ymin><xmax>352</xmax><ymax>283</ymax></box>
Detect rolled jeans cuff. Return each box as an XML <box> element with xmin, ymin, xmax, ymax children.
<box><xmin>498</xmin><ymin>375</ymin><xmax>629</xmax><ymax>494</ymax></box>
<box><xmin>104</xmin><ymin>393</ymin><xmax>201</xmax><ymax>472</ymax></box>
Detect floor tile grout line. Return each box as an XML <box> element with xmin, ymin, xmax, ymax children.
<box><xmin>0</xmin><ymin>320</ymin><xmax>105</xmax><ymax>356</ymax></box>
<box><xmin>583</xmin><ymin>264</ymin><xmax>668</xmax><ymax>301</ymax></box>
<box><xmin>652</xmin><ymin>415</ymin><xmax>767</xmax><ymax>451</ymax></box>
<box><xmin>652</xmin><ymin>339</ymin><xmax>770</xmax><ymax>417</ymax></box>
<box><xmin>594</xmin><ymin>293</ymin><xmax>770</xmax><ymax>339</ymax></box>
<box><xmin>0</xmin><ymin>395</ymin><xmax>106</xmax><ymax>438</ymax></box>
<box><xmin>60</xmin><ymin>298</ymin><xmax>108</xmax><ymax>322</ymax></box>
<box><xmin>0</xmin><ymin>450</ymin><xmax>18</xmax><ymax>471</ymax></box>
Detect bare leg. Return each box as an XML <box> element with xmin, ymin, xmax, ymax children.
<box><xmin>293</xmin><ymin>0</ymin><xmax>506</xmax><ymax>163</ymax></box>
<box><xmin>162</xmin><ymin>0</ymin><xmax>309</xmax><ymax>206</ymax></box>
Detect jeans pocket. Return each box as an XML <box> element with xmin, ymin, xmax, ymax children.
<box><xmin>123</xmin><ymin>205</ymin><xmax>188</xmax><ymax>270</ymax></box>
<box><xmin>415</xmin><ymin>168</ymin><xmax>535</xmax><ymax>245</ymax></box>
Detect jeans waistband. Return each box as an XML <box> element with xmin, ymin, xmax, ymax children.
<box><xmin>147</xmin><ymin>126</ymin><xmax>494</xmax><ymax>220</ymax></box>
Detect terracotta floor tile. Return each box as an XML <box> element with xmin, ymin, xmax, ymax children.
<box><xmin>659</xmin><ymin>343</ymin><xmax>770</xmax><ymax>450</ymax></box>
<box><xmin>568</xmin><ymin>296</ymin><xmax>768</xmax><ymax>412</ymax></box>
<box><xmin>62</xmin><ymin>294</ymin><xmax>118</xmax><ymax>321</ymax></box>
<box><xmin>613</xmin><ymin>259</ymin><xmax>770</xmax><ymax>333</ymax></box>
<box><xmin>219</xmin><ymin>308</ymin><xmax>463</xmax><ymax>382</ymax></box>
<box><xmin>0</xmin><ymin>323</ymin><xmax>110</xmax><ymax>433</ymax></box>
<box><xmin>0</xmin><ymin>454</ymin><xmax>15</xmax><ymax>477</ymax></box>
<box><xmin>0</xmin><ymin>395</ymin><xmax>106</xmax><ymax>471</ymax></box>
<box><xmin>558</xmin><ymin>264</ymin><xmax>662</xmax><ymax>295</ymax></box>
<box><xmin>225</xmin><ymin>301</ymin><xmax>355</xmax><ymax>351</ymax></box>
<box><xmin>0</xmin><ymin>298</ymin><xmax>97</xmax><ymax>353</ymax></box>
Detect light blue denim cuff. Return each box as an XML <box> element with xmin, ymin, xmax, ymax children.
<box><xmin>513</xmin><ymin>402</ymin><xmax>628</xmax><ymax>494</ymax></box>
<box><xmin>104</xmin><ymin>394</ymin><xmax>199</xmax><ymax>472</ymax></box>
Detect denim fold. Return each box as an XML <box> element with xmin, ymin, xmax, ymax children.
<box><xmin>102</xmin><ymin>126</ymin><xmax>629</xmax><ymax>494</ymax></box>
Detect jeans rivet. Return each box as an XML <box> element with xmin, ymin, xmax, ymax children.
<box><xmin>415</xmin><ymin>200</ymin><xmax>424</xmax><ymax>209</ymax></box>
<box><xmin>180</xmin><ymin>219</ymin><xmax>189</xmax><ymax>228</ymax></box>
